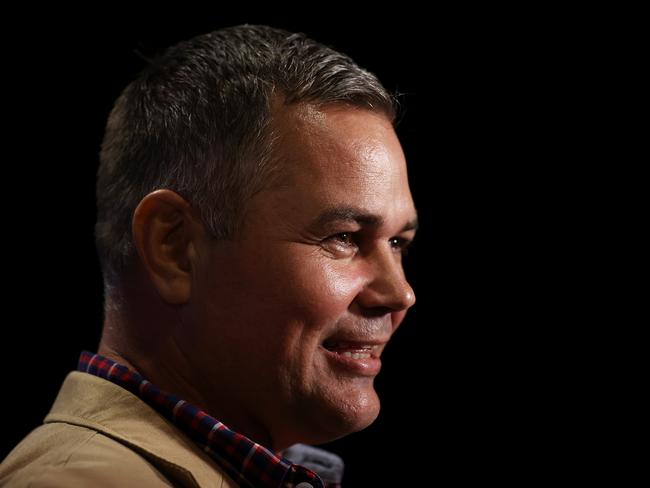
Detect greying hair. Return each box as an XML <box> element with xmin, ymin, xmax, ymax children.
<box><xmin>95</xmin><ymin>24</ymin><xmax>396</xmax><ymax>286</ymax></box>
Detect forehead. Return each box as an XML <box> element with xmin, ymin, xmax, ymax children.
<box><xmin>238</xmin><ymin>104</ymin><xmax>417</xmax><ymax>237</ymax></box>
<box><xmin>269</xmin><ymin>104</ymin><xmax>414</xmax><ymax>216</ymax></box>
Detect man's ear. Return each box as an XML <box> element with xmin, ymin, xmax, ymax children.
<box><xmin>131</xmin><ymin>189</ymin><xmax>201</xmax><ymax>305</ymax></box>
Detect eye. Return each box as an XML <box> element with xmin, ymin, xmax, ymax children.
<box><xmin>389</xmin><ymin>236</ymin><xmax>413</xmax><ymax>256</ymax></box>
<box><xmin>322</xmin><ymin>232</ymin><xmax>358</xmax><ymax>256</ymax></box>
<box><xmin>332</xmin><ymin>233</ymin><xmax>354</xmax><ymax>246</ymax></box>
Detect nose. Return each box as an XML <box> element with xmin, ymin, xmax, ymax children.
<box><xmin>355</xmin><ymin>248</ymin><xmax>416</xmax><ymax>314</ymax></box>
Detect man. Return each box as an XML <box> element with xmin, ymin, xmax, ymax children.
<box><xmin>0</xmin><ymin>25</ymin><xmax>417</xmax><ymax>487</ymax></box>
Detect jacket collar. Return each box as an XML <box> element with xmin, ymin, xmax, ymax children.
<box><xmin>45</xmin><ymin>371</ymin><xmax>236</xmax><ymax>487</ymax></box>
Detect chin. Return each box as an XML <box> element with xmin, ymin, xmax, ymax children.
<box><xmin>347</xmin><ymin>396</ymin><xmax>381</xmax><ymax>433</ymax></box>
<box><xmin>304</xmin><ymin>389</ymin><xmax>381</xmax><ymax>444</ymax></box>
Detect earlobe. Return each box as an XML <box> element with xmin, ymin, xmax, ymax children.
<box><xmin>132</xmin><ymin>190</ymin><xmax>198</xmax><ymax>305</ymax></box>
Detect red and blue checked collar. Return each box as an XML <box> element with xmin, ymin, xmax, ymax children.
<box><xmin>78</xmin><ymin>351</ymin><xmax>325</xmax><ymax>488</ymax></box>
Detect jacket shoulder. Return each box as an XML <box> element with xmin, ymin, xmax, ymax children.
<box><xmin>0</xmin><ymin>422</ymin><xmax>175</xmax><ymax>487</ymax></box>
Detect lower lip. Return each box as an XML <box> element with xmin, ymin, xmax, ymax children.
<box><xmin>320</xmin><ymin>346</ymin><xmax>382</xmax><ymax>376</ymax></box>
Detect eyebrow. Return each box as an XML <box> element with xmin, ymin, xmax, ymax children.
<box><xmin>312</xmin><ymin>206</ymin><xmax>419</xmax><ymax>233</ymax></box>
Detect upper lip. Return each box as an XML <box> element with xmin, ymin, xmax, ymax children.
<box><xmin>322</xmin><ymin>337</ymin><xmax>391</xmax><ymax>358</ymax></box>
<box><xmin>323</xmin><ymin>338</ymin><xmax>389</xmax><ymax>346</ymax></box>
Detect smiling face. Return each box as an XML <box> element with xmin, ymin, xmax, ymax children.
<box><xmin>185</xmin><ymin>103</ymin><xmax>417</xmax><ymax>450</ymax></box>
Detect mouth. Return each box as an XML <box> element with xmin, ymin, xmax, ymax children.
<box><xmin>320</xmin><ymin>338</ymin><xmax>388</xmax><ymax>376</ymax></box>
<box><xmin>322</xmin><ymin>340</ymin><xmax>381</xmax><ymax>359</ymax></box>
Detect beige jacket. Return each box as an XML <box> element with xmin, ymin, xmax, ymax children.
<box><xmin>0</xmin><ymin>371</ymin><xmax>237</xmax><ymax>487</ymax></box>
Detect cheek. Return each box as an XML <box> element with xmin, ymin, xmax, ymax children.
<box><xmin>323</xmin><ymin>265</ymin><xmax>367</xmax><ymax>315</ymax></box>
<box><xmin>281</xmin><ymin>257</ymin><xmax>366</xmax><ymax>322</ymax></box>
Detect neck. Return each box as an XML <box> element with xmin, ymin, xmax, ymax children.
<box><xmin>98</xmin><ymin>315</ymin><xmax>280</xmax><ymax>451</ymax></box>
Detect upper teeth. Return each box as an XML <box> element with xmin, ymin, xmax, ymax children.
<box><xmin>341</xmin><ymin>352</ymin><xmax>371</xmax><ymax>359</ymax></box>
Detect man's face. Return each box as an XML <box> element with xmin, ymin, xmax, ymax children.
<box><xmin>186</xmin><ymin>104</ymin><xmax>417</xmax><ymax>449</ymax></box>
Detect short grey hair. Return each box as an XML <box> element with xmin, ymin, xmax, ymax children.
<box><xmin>95</xmin><ymin>24</ymin><xmax>397</xmax><ymax>286</ymax></box>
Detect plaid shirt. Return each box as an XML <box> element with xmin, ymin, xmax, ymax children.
<box><xmin>78</xmin><ymin>351</ymin><xmax>329</xmax><ymax>488</ymax></box>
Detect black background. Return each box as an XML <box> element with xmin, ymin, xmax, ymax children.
<box><xmin>2</xmin><ymin>7</ymin><xmax>594</xmax><ymax>486</ymax></box>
